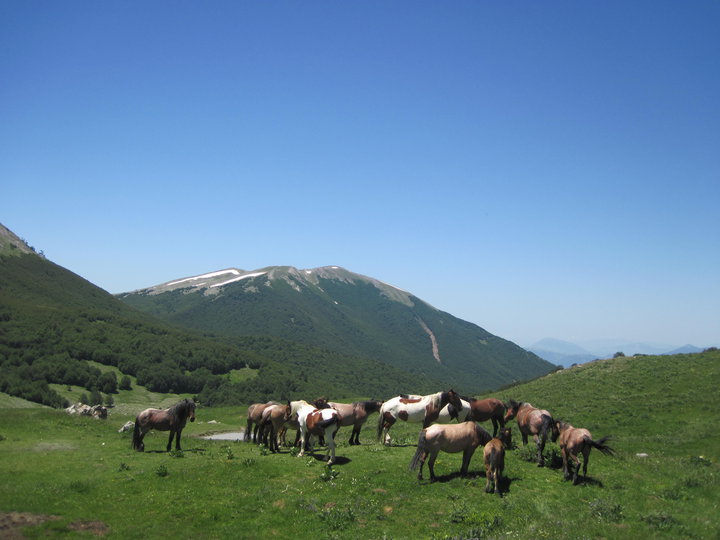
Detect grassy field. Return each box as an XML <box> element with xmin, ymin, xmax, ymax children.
<box><xmin>0</xmin><ymin>350</ymin><xmax>718</xmax><ymax>539</ymax></box>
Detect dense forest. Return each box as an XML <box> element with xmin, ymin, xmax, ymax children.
<box><xmin>0</xmin><ymin>254</ymin><xmax>441</xmax><ymax>407</ymax></box>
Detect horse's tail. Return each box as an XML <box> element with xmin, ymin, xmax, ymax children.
<box><xmin>586</xmin><ymin>435</ymin><xmax>615</xmax><ymax>456</ymax></box>
<box><xmin>409</xmin><ymin>430</ymin><xmax>427</xmax><ymax>471</ymax></box>
<box><xmin>539</xmin><ymin>414</ymin><xmax>553</xmax><ymax>441</ymax></box>
<box><xmin>377</xmin><ymin>404</ymin><xmax>385</xmax><ymax>440</ymax></box>
<box><xmin>131</xmin><ymin>419</ymin><xmax>142</xmax><ymax>450</ymax></box>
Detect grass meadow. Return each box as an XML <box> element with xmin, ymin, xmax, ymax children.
<box><xmin>0</xmin><ymin>350</ymin><xmax>718</xmax><ymax>539</ymax></box>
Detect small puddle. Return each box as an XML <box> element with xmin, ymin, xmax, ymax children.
<box><xmin>200</xmin><ymin>431</ymin><xmax>246</xmax><ymax>441</ymax></box>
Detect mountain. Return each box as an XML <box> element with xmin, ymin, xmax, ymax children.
<box><xmin>665</xmin><ymin>344</ymin><xmax>704</xmax><ymax>355</ymax></box>
<box><xmin>528</xmin><ymin>338</ymin><xmax>598</xmax><ymax>367</ymax></box>
<box><xmin>0</xmin><ymin>224</ymin><xmax>444</xmax><ymax>407</ymax></box>
<box><xmin>118</xmin><ymin>266</ymin><xmax>554</xmax><ymax>392</ymax></box>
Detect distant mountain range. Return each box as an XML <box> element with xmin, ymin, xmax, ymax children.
<box><xmin>118</xmin><ymin>266</ymin><xmax>553</xmax><ymax>392</ymax></box>
<box><xmin>529</xmin><ymin>337</ymin><xmax>705</xmax><ymax>367</ymax></box>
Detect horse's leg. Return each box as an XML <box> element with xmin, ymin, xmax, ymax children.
<box><xmin>582</xmin><ymin>448</ymin><xmax>591</xmax><ymax>480</ymax></box>
<box><xmin>298</xmin><ymin>428</ymin><xmax>307</xmax><ymax>457</ymax></box>
<box><xmin>460</xmin><ymin>447</ymin><xmax>476</xmax><ymax>476</ymax></box>
<box><xmin>326</xmin><ymin>427</ymin><xmax>337</xmax><ymax>465</ymax></box>
<box><xmin>536</xmin><ymin>434</ymin><xmax>546</xmax><ymax>467</ymax></box>
<box><xmin>562</xmin><ymin>447</ymin><xmax>570</xmax><ymax>480</ymax></box>
<box><xmin>417</xmin><ymin>452</ymin><xmax>427</xmax><ymax>481</ymax></box>
<box><xmin>570</xmin><ymin>452</ymin><xmax>581</xmax><ymax>484</ymax></box>
<box><xmin>245</xmin><ymin>419</ymin><xmax>252</xmax><ymax>442</ymax></box>
<box><xmin>383</xmin><ymin>416</ymin><xmax>396</xmax><ymax>446</ymax></box>
<box><xmin>176</xmin><ymin>429</ymin><xmax>183</xmax><ymax>451</ymax></box>
<box><xmin>166</xmin><ymin>430</ymin><xmax>175</xmax><ymax>452</ymax></box>
<box><xmin>491</xmin><ymin>418</ymin><xmax>499</xmax><ymax>437</ymax></box>
<box><xmin>485</xmin><ymin>462</ymin><xmax>494</xmax><ymax>493</ymax></box>
<box><xmin>428</xmin><ymin>452</ymin><xmax>438</xmax><ymax>481</ymax></box>
<box><xmin>521</xmin><ymin>429</ymin><xmax>529</xmax><ymax>446</ymax></box>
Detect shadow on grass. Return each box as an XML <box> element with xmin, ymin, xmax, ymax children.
<box><xmin>307</xmin><ymin>454</ymin><xmax>352</xmax><ymax>465</ymax></box>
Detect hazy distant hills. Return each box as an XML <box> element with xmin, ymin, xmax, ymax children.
<box><xmin>529</xmin><ymin>337</ymin><xmax>705</xmax><ymax>367</ymax></box>
<box><xmin>118</xmin><ymin>266</ymin><xmax>554</xmax><ymax>392</ymax></box>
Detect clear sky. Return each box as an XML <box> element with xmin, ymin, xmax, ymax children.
<box><xmin>2</xmin><ymin>1</ymin><xmax>718</xmax><ymax>348</ymax></box>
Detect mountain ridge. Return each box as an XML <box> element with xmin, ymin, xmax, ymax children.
<box><xmin>119</xmin><ymin>265</ymin><xmax>554</xmax><ymax>392</ymax></box>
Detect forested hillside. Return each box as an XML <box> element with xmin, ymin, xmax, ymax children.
<box><xmin>0</xmin><ymin>253</ymin><xmax>442</xmax><ymax>408</ymax></box>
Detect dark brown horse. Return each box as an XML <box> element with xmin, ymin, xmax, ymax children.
<box><xmin>315</xmin><ymin>399</ymin><xmax>384</xmax><ymax>445</ymax></box>
<box><xmin>556</xmin><ymin>421</ymin><xmax>615</xmax><ymax>484</ymax></box>
<box><xmin>132</xmin><ymin>398</ymin><xmax>196</xmax><ymax>452</ymax></box>
<box><xmin>504</xmin><ymin>400</ymin><xmax>559</xmax><ymax>467</ymax></box>
<box><xmin>465</xmin><ymin>397</ymin><xmax>508</xmax><ymax>437</ymax></box>
<box><xmin>409</xmin><ymin>421</ymin><xmax>493</xmax><ymax>481</ymax></box>
<box><xmin>483</xmin><ymin>427</ymin><xmax>512</xmax><ymax>496</ymax></box>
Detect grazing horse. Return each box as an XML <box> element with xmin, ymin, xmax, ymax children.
<box><xmin>245</xmin><ymin>401</ymin><xmax>279</xmax><ymax>442</ymax></box>
<box><xmin>377</xmin><ymin>390</ymin><xmax>463</xmax><ymax>445</ymax></box>
<box><xmin>258</xmin><ymin>403</ymin><xmax>291</xmax><ymax>453</ymax></box>
<box><xmin>320</xmin><ymin>399</ymin><xmax>384</xmax><ymax>445</ymax></box>
<box><xmin>504</xmin><ymin>400</ymin><xmax>559</xmax><ymax>467</ymax></box>
<box><xmin>484</xmin><ymin>427</ymin><xmax>512</xmax><ymax>496</ymax></box>
<box><xmin>132</xmin><ymin>398</ymin><xmax>196</xmax><ymax>452</ymax></box>
<box><xmin>289</xmin><ymin>400</ymin><xmax>341</xmax><ymax>464</ymax></box>
<box><xmin>408</xmin><ymin>421</ymin><xmax>493</xmax><ymax>481</ymax></box>
<box><xmin>556</xmin><ymin>421</ymin><xmax>615</xmax><ymax>484</ymax></box>
<box><xmin>466</xmin><ymin>397</ymin><xmax>508</xmax><ymax>436</ymax></box>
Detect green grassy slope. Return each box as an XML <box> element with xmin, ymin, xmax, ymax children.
<box><xmin>0</xmin><ymin>351</ymin><xmax>717</xmax><ymax>539</ymax></box>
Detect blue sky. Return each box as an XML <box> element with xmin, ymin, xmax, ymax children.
<box><xmin>2</xmin><ymin>1</ymin><xmax>718</xmax><ymax>348</ymax></box>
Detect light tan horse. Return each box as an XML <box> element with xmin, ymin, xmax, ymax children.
<box><xmin>408</xmin><ymin>421</ymin><xmax>493</xmax><ymax>481</ymax></box>
<box><xmin>556</xmin><ymin>421</ymin><xmax>614</xmax><ymax>484</ymax></box>
<box><xmin>258</xmin><ymin>403</ymin><xmax>291</xmax><ymax>452</ymax></box>
<box><xmin>504</xmin><ymin>400</ymin><xmax>559</xmax><ymax>467</ymax></box>
<box><xmin>245</xmin><ymin>401</ymin><xmax>278</xmax><ymax>442</ymax></box>
<box><xmin>483</xmin><ymin>427</ymin><xmax>512</xmax><ymax>496</ymax></box>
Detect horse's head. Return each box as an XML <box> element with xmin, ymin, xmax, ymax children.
<box><xmin>283</xmin><ymin>402</ymin><xmax>292</xmax><ymax>421</ymax></box>
<box><xmin>447</xmin><ymin>389</ymin><xmax>463</xmax><ymax>410</ymax></box>
<box><xmin>313</xmin><ymin>397</ymin><xmax>330</xmax><ymax>409</ymax></box>
<box><xmin>181</xmin><ymin>398</ymin><xmax>196</xmax><ymax>422</ymax></box>
<box><xmin>503</xmin><ymin>399</ymin><xmax>520</xmax><ymax>423</ymax></box>
<box><xmin>500</xmin><ymin>427</ymin><xmax>512</xmax><ymax>448</ymax></box>
<box><xmin>552</xmin><ymin>420</ymin><xmax>568</xmax><ymax>442</ymax></box>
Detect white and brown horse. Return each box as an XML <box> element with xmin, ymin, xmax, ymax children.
<box><xmin>504</xmin><ymin>400</ymin><xmax>559</xmax><ymax>467</ymax></box>
<box><xmin>289</xmin><ymin>400</ymin><xmax>341</xmax><ymax>464</ymax></box>
<box><xmin>555</xmin><ymin>421</ymin><xmax>614</xmax><ymax>484</ymax></box>
<box><xmin>377</xmin><ymin>390</ymin><xmax>463</xmax><ymax>445</ymax></box>
<box><xmin>132</xmin><ymin>398</ymin><xmax>196</xmax><ymax>452</ymax></box>
<box><xmin>409</xmin><ymin>421</ymin><xmax>493</xmax><ymax>481</ymax></box>
<box><xmin>484</xmin><ymin>427</ymin><xmax>512</xmax><ymax>496</ymax></box>
<box><xmin>314</xmin><ymin>399</ymin><xmax>384</xmax><ymax>445</ymax></box>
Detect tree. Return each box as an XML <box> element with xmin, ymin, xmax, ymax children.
<box><xmin>89</xmin><ymin>389</ymin><xmax>103</xmax><ymax>406</ymax></box>
<box><xmin>613</xmin><ymin>352</ymin><xmax>626</xmax><ymax>358</ymax></box>
<box><xmin>119</xmin><ymin>375</ymin><xmax>132</xmax><ymax>391</ymax></box>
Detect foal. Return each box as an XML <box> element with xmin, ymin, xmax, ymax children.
<box><xmin>409</xmin><ymin>421</ymin><xmax>492</xmax><ymax>481</ymax></box>
<box><xmin>556</xmin><ymin>421</ymin><xmax>614</xmax><ymax>484</ymax></box>
<box><xmin>483</xmin><ymin>427</ymin><xmax>512</xmax><ymax>496</ymax></box>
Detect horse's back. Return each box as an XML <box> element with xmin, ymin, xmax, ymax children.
<box><xmin>426</xmin><ymin>421</ymin><xmax>479</xmax><ymax>452</ymax></box>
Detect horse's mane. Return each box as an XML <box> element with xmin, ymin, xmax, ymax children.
<box><xmin>168</xmin><ymin>398</ymin><xmax>195</xmax><ymax>419</ymax></box>
<box><xmin>431</xmin><ymin>391</ymin><xmax>443</xmax><ymax>409</ymax></box>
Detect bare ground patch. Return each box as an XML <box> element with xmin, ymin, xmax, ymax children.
<box><xmin>0</xmin><ymin>512</ymin><xmax>60</xmax><ymax>537</ymax></box>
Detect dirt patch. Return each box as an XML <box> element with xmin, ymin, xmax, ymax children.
<box><xmin>0</xmin><ymin>512</ymin><xmax>61</xmax><ymax>537</ymax></box>
<box><xmin>68</xmin><ymin>520</ymin><xmax>110</xmax><ymax>536</ymax></box>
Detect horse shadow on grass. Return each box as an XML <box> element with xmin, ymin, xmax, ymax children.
<box><xmin>422</xmin><ymin>471</ymin><xmax>521</xmax><ymax>494</ymax></box>
<box><xmin>308</xmin><ymin>454</ymin><xmax>352</xmax><ymax>466</ymax></box>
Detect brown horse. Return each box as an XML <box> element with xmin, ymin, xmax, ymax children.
<box><xmin>132</xmin><ymin>398</ymin><xmax>196</xmax><ymax>452</ymax></box>
<box><xmin>466</xmin><ymin>397</ymin><xmax>508</xmax><ymax>436</ymax></box>
<box><xmin>409</xmin><ymin>421</ymin><xmax>493</xmax><ymax>481</ymax></box>
<box><xmin>245</xmin><ymin>401</ymin><xmax>278</xmax><ymax>442</ymax></box>
<box><xmin>483</xmin><ymin>427</ymin><xmax>512</xmax><ymax>496</ymax></box>
<box><xmin>316</xmin><ymin>399</ymin><xmax>384</xmax><ymax>445</ymax></box>
<box><xmin>504</xmin><ymin>400</ymin><xmax>559</xmax><ymax>467</ymax></box>
<box><xmin>556</xmin><ymin>421</ymin><xmax>615</xmax><ymax>484</ymax></box>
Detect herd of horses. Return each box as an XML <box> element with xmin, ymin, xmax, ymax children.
<box><xmin>130</xmin><ymin>390</ymin><xmax>614</xmax><ymax>494</ymax></box>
